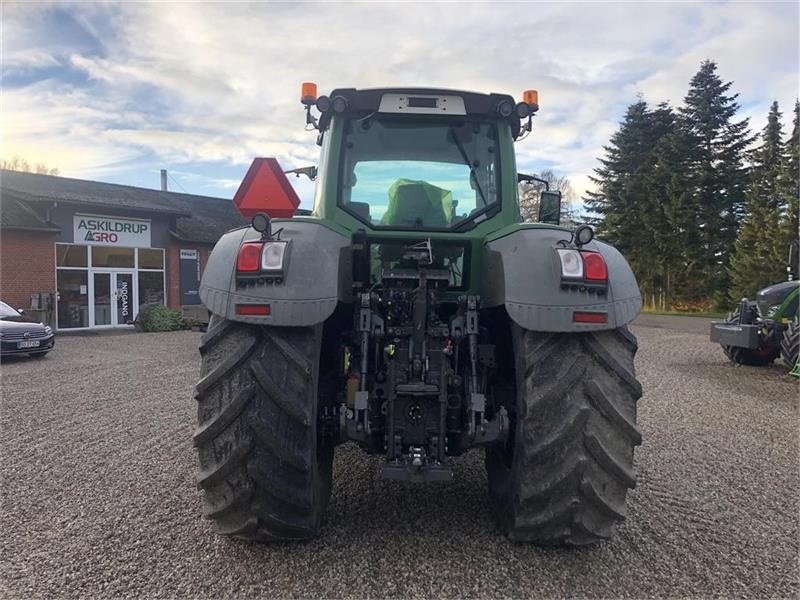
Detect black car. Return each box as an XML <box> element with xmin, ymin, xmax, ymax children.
<box><xmin>0</xmin><ymin>301</ymin><xmax>55</xmax><ymax>358</ymax></box>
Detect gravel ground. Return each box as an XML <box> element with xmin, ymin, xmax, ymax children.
<box><xmin>1</xmin><ymin>321</ymin><xmax>798</xmax><ymax>599</ymax></box>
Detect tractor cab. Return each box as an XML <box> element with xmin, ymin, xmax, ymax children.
<box><xmin>303</xmin><ymin>87</ymin><xmax>542</xmax><ymax>234</ymax></box>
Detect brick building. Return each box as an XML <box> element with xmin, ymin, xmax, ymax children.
<box><xmin>0</xmin><ymin>170</ymin><xmax>246</xmax><ymax>330</ymax></box>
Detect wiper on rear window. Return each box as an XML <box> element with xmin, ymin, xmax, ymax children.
<box><xmin>448</xmin><ymin>127</ymin><xmax>488</xmax><ymax>209</ymax></box>
<box><xmin>451</xmin><ymin>203</ymin><xmax>502</xmax><ymax>232</ymax></box>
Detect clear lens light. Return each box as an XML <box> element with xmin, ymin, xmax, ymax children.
<box><xmin>557</xmin><ymin>249</ymin><xmax>584</xmax><ymax>278</ymax></box>
<box><xmin>261</xmin><ymin>242</ymin><xmax>287</xmax><ymax>271</ymax></box>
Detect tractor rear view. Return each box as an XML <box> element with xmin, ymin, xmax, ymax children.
<box><xmin>193</xmin><ymin>85</ymin><xmax>644</xmax><ymax>545</ymax></box>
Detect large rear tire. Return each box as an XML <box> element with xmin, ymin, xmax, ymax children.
<box><xmin>193</xmin><ymin>315</ymin><xmax>333</xmax><ymax>541</ymax></box>
<box><xmin>781</xmin><ymin>318</ymin><xmax>799</xmax><ymax>370</ymax></box>
<box><xmin>486</xmin><ymin>325</ymin><xmax>642</xmax><ymax>545</ymax></box>
<box><xmin>721</xmin><ymin>308</ymin><xmax>779</xmax><ymax>366</ymax></box>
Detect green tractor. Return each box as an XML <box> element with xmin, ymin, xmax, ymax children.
<box><xmin>710</xmin><ymin>241</ymin><xmax>800</xmax><ymax>374</ymax></box>
<box><xmin>193</xmin><ymin>85</ymin><xmax>644</xmax><ymax>546</ymax></box>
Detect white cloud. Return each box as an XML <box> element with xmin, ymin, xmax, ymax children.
<box><xmin>2</xmin><ymin>1</ymin><xmax>798</xmax><ymax>204</ymax></box>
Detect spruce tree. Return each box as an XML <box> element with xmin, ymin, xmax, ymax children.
<box><xmin>584</xmin><ymin>100</ymin><xmax>651</xmax><ymax>268</ymax></box>
<box><xmin>777</xmin><ymin>100</ymin><xmax>800</xmax><ymax>273</ymax></box>
<box><xmin>585</xmin><ymin>100</ymin><xmax>677</xmax><ymax>308</ymax></box>
<box><xmin>729</xmin><ymin>101</ymin><xmax>786</xmax><ymax>301</ymax></box>
<box><xmin>678</xmin><ymin>60</ymin><xmax>754</xmax><ymax>308</ymax></box>
<box><xmin>647</xmin><ymin>105</ymin><xmax>700</xmax><ymax>309</ymax></box>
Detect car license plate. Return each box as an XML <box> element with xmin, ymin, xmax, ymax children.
<box><xmin>18</xmin><ymin>340</ymin><xmax>40</xmax><ymax>349</ymax></box>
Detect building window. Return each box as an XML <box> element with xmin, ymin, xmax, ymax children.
<box><xmin>138</xmin><ymin>271</ymin><xmax>165</xmax><ymax>306</ymax></box>
<box><xmin>56</xmin><ymin>244</ymin><xmax>88</xmax><ymax>267</ymax></box>
<box><xmin>91</xmin><ymin>246</ymin><xmax>135</xmax><ymax>268</ymax></box>
<box><xmin>56</xmin><ymin>270</ymin><xmax>89</xmax><ymax>328</ymax></box>
<box><xmin>138</xmin><ymin>248</ymin><xmax>164</xmax><ymax>269</ymax></box>
<box><xmin>55</xmin><ymin>242</ymin><xmax>166</xmax><ymax>329</ymax></box>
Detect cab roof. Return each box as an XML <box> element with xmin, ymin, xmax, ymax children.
<box><xmin>319</xmin><ymin>87</ymin><xmax>522</xmax><ymax>136</ymax></box>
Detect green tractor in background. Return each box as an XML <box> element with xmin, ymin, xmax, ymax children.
<box><xmin>710</xmin><ymin>240</ymin><xmax>800</xmax><ymax>375</ymax></box>
<box><xmin>193</xmin><ymin>84</ymin><xmax>644</xmax><ymax>546</ymax></box>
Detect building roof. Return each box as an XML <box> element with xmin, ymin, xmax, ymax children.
<box><xmin>0</xmin><ymin>192</ymin><xmax>60</xmax><ymax>231</ymax></box>
<box><xmin>1</xmin><ymin>170</ymin><xmax>247</xmax><ymax>243</ymax></box>
<box><xmin>1</xmin><ymin>170</ymin><xmax>191</xmax><ymax>215</ymax></box>
<box><xmin>172</xmin><ymin>194</ymin><xmax>249</xmax><ymax>243</ymax></box>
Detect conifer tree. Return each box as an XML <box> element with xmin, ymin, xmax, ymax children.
<box><xmin>678</xmin><ymin>60</ymin><xmax>753</xmax><ymax>307</ymax></box>
<box><xmin>585</xmin><ymin>100</ymin><xmax>678</xmax><ymax>308</ymax></box>
<box><xmin>586</xmin><ymin>101</ymin><xmax>659</xmax><ymax>260</ymax></box>
<box><xmin>777</xmin><ymin>100</ymin><xmax>800</xmax><ymax>273</ymax></box>
<box><xmin>729</xmin><ymin>101</ymin><xmax>786</xmax><ymax>300</ymax></box>
<box><xmin>647</xmin><ymin>105</ymin><xmax>698</xmax><ymax>309</ymax></box>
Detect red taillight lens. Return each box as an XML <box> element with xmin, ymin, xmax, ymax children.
<box><xmin>580</xmin><ymin>251</ymin><xmax>608</xmax><ymax>281</ymax></box>
<box><xmin>237</xmin><ymin>242</ymin><xmax>264</xmax><ymax>272</ymax></box>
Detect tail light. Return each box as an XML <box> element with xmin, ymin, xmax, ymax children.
<box><xmin>556</xmin><ymin>249</ymin><xmax>608</xmax><ymax>285</ymax></box>
<box><xmin>556</xmin><ymin>249</ymin><xmax>584</xmax><ymax>279</ymax></box>
<box><xmin>261</xmin><ymin>242</ymin><xmax>287</xmax><ymax>271</ymax></box>
<box><xmin>580</xmin><ymin>251</ymin><xmax>608</xmax><ymax>281</ymax></box>
<box><xmin>237</xmin><ymin>242</ymin><xmax>264</xmax><ymax>272</ymax></box>
<box><xmin>237</xmin><ymin>241</ymin><xmax>289</xmax><ymax>275</ymax></box>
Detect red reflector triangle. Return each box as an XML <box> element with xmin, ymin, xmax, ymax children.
<box><xmin>233</xmin><ymin>157</ymin><xmax>301</xmax><ymax>218</ymax></box>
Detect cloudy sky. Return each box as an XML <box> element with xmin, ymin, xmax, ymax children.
<box><xmin>2</xmin><ymin>1</ymin><xmax>798</xmax><ymax>210</ymax></box>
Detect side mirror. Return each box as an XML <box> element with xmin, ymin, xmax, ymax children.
<box><xmin>284</xmin><ymin>165</ymin><xmax>317</xmax><ymax>181</ymax></box>
<box><xmin>17</xmin><ymin>308</ymin><xmax>25</xmax><ymax>315</ymax></box>
<box><xmin>789</xmin><ymin>239</ymin><xmax>799</xmax><ymax>280</ymax></box>
<box><xmin>539</xmin><ymin>190</ymin><xmax>562</xmax><ymax>225</ymax></box>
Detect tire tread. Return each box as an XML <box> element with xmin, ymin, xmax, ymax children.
<box><xmin>194</xmin><ymin>315</ymin><xmax>331</xmax><ymax>542</ymax></box>
<box><xmin>487</xmin><ymin>325</ymin><xmax>642</xmax><ymax>546</ymax></box>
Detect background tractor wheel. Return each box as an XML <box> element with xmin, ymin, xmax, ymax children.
<box><xmin>721</xmin><ymin>308</ymin><xmax>779</xmax><ymax>366</ymax></box>
<box><xmin>781</xmin><ymin>318</ymin><xmax>799</xmax><ymax>370</ymax></box>
<box><xmin>486</xmin><ymin>325</ymin><xmax>642</xmax><ymax>546</ymax></box>
<box><xmin>194</xmin><ymin>315</ymin><xmax>333</xmax><ymax>541</ymax></box>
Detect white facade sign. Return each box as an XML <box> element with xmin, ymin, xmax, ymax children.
<box><xmin>180</xmin><ymin>249</ymin><xmax>198</xmax><ymax>259</ymax></box>
<box><xmin>73</xmin><ymin>214</ymin><xmax>151</xmax><ymax>247</ymax></box>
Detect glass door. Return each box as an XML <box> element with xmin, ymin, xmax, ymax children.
<box><xmin>93</xmin><ymin>272</ymin><xmax>112</xmax><ymax>326</ymax></box>
<box><xmin>114</xmin><ymin>272</ymin><xmax>134</xmax><ymax>325</ymax></box>
<box><xmin>92</xmin><ymin>271</ymin><xmax>135</xmax><ymax>327</ymax></box>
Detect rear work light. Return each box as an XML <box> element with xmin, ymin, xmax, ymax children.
<box><xmin>237</xmin><ymin>242</ymin><xmax>264</xmax><ymax>272</ymax></box>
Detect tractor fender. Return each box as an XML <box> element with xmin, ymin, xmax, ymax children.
<box><xmin>481</xmin><ymin>228</ymin><xmax>641</xmax><ymax>331</ymax></box>
<box><xmin>199</xmin><ymin>220</ymin><xmax>352</xmax><ymax>326</ymax></box>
